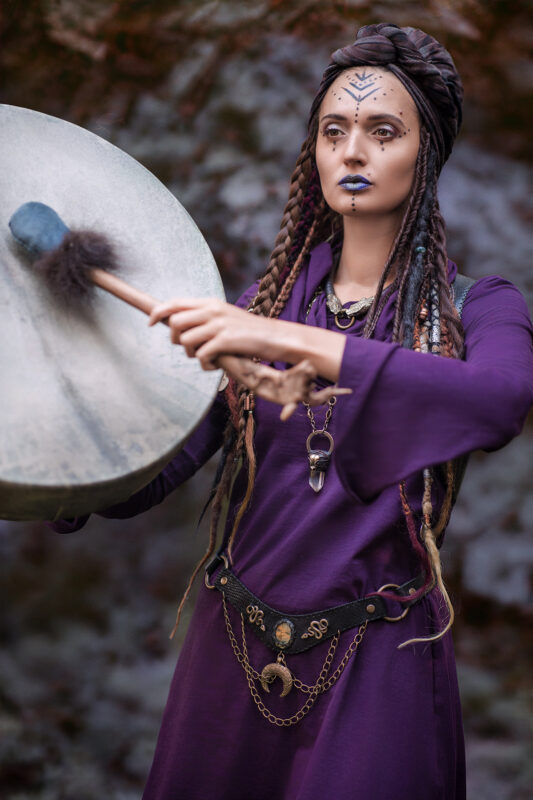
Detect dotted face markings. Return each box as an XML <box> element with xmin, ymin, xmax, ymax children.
<box><xmin>396</xmin><ymin>115</ymin><xmax>407</xmax><ymax>139</ymax></box>
<box><xmin>341</xmin><ymin>69</ymin><xmax>379</xmax><ymax>123</ymax></box>
<box><xmin>327</xmin><ymin>73</ymin><xmax>411</xmax><ymax>155</ymax></box>
<box><xmin>346</xmin><ymin>70</ymin><xmax>379</xmax><ymax>101</ymax></box>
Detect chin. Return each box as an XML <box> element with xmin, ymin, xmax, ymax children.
<box><xmin>337</xmin><ymin>198</ymin><xmax>406</xmax><ymax>218</ymax></box>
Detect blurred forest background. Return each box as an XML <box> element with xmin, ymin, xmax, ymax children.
<box><xmin>1</xmin><ymin>1</ymin><xmax>532</xmax><ymax>798</ymax></box>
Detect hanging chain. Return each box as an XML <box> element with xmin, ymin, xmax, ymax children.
<box><xmin>293</xmin><ymin>620</ymin><xmax>368</xmax><ymax>694</ymax></box>
<box><xmin>303</xmin><ymin>284</ymin><xmax>336</xmax><ymax>433</ymax></box>
<box><xmin>222</xmin><ymin>593</ymin><xmax>367</xmax><ymax>726</ymax></box>
<box><xmin>304</xmin><ymin>394</ymin><xmax>336</xmax><ymax>432</ymax></box>
<box><xmin>220</xmin><ymin>280</ymin><xmax>362</xmax><ymax>726</ymax></box>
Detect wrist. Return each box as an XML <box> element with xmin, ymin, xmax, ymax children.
<box><xmin>275</xmin><ymin>320</ymin><xmax>345</xmax><ymax>383</ymax></box>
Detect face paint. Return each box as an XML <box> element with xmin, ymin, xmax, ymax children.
<box><xmin>343</xmin><ymin>69</ymin><xmax>379</xmax><ymax>103</ymax></box>
<box><xmin>315</xmin><ymin>67</ymin><xmax>421</xmax><ymax>219</ymax></box>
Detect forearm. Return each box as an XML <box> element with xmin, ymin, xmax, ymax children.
<box><xmin>149</xmin><ymin>297</ymin><xmax>347</xmax><ymax>384</ymax></box>
<box><xmin>263</xmin><ymin>319</ymin><xmax>347</xmax><ymax>383</ymax></box>
<box><xmin>333</xmin><ymin>277</ymin><xmax>533</xmax><ymax>499</ymax></box>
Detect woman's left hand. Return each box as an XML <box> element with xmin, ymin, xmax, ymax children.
<box><xmin>148</xmin><ymin>297</ymin><xmax>279</xmax><ymax>370</ymax></box>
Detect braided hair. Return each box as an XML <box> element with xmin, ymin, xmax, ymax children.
<box><xmin>171</xmin><ymin>24</ymin><xmax>465</xmax><ymax>647</ymax></box>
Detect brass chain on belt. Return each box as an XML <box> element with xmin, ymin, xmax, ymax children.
<box><xmin>222</xmin><ymin>593</ymin><xmax>367</xmax><ymax>727</ymax></box>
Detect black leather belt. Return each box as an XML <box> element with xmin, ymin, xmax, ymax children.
<box><xmin>205</xmin><ymin>553</ymin><xmax>430</xmax><ymax>656</ymax></box>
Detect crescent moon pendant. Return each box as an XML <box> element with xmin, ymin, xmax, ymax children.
<box><xmin>260</xmin><ymin>662</ymin><xmax>293</xmax><ymax>697</ymax></box>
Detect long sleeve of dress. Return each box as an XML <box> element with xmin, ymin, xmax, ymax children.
<box><xmin>49</xmin><ymin>394</ymin><xmax>227</xmax><ymax>533</ymax></box>
<box><xmin>334</xmin><ymin>276</ymin><xmax>533</xmax><ymax>501</ymax></box>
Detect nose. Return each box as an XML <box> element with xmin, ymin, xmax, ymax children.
<box><xmin>343</xmin><ymin>128</ymin><xmax>367</xmax><ymax>166</ymax></box>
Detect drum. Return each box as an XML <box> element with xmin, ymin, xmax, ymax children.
<box><xmin>0</xmin><ymin>104</ymin><xmax>224</xmax><ymax>521</ymax></box>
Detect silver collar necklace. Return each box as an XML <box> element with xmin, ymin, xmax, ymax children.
<box><xmin>324</xmin><ymin>270</ymin><xmax>375</xmax><ymax>330</ymax></box>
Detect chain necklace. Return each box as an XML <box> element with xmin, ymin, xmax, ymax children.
<box><xmin>222</xmin><ymin>593</ymin><xmax>367</xmax><ymax>727</ymax></box>
<box><xmin>303</xmin><ymin>285</ymin><xmax>339</xmax><ymax>492</ymax></box>
<box><xmin>304</xmin><ymin>396</ymin><xmax>336</xmax><ymax>492</ymax></box>
<box><xmin>302</xmin><ymin>264</ymin><xmax>383</xmax><ymax>490</ymax></box>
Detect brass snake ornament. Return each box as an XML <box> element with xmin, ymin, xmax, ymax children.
<box><xmin>260</xmin><ymin>661</ymin><xmax>293</xmax><ymax>697</ymax></box>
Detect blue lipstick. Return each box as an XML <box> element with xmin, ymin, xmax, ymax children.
<box><xmin>339</xmin><ymin>174</ymin><xmax>372</xmax><ymax>192</ymax></box>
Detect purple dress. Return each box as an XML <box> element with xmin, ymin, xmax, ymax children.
<box><xmin>53</xmin><ymin>242</ymin><xmax>533</xmax><ymax>800</ymax></box>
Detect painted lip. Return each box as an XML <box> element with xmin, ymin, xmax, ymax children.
<box><xmin>338</xmin><ymin>174</ymin><xmax>372</xmax><ymax>191</ymax></box>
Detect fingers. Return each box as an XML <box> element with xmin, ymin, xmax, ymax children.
<box><xmin>166</xmin><ymin>310</ymin><xmax>217</xmax><ymax>345</ymax></box>
<box><xmin>193</xmin><ymin>338</ymin><xmax>228</xmax><ymax>370</ymax></box>
<box><xmin>148</xmin><ymin>297</ymin><xmax>269</xmax><ymax>372</ymax></box>
<box><xmin>148</xmin><ymin>297</ymin><xmax>224</xmax><ymax>327</ymax></box>
<box><xmin>175</xmin><ymin>319</ymin><xmax>219</xmax><ymax>354</ymax></box>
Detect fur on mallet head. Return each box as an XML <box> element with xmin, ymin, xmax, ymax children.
<box><xmin>9</xmin><ymin>201</ymin><xmax>118</xmax><ymax>299</ymax></box>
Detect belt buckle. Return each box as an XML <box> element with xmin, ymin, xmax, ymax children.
<box><xmin>204</xmin><ymin>552</ymin><xmax>229</xmax><ymax>589</ymax></box>
<box><xmin>377</xmin><ymin>582</ymin><xmax>410</xmax><ymax>622</ymax></box>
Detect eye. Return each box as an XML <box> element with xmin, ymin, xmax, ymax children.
<box><xmin>323</xmin><ymin>125</ymin><xmax>344</xmax><ymax>138</ymax></box>
<box><xmin>373</xmin><ymin>125</ymin><xmax>397</xmax><ymax>141</ymax></box>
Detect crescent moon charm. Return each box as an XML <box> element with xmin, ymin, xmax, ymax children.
<box><xmin>260</xmin><ymin>662</ymin><xmax>293</xmax><ymax>697</ymax></box>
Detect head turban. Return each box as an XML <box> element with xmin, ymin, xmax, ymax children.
<box><xmin>309</xmin><ymin>23</ymin><xmax>464</xmax><ymax>172</ymax></box>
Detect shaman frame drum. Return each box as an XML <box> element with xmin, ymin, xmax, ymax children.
<box><xmin>0</xmin><ymin>105</ymin><xmax>224</xmax><ymax>521</ymax></box>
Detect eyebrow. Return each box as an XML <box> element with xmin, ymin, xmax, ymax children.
<box><xmin>320</xmin><ymin>112</ymin><xmax>406</xmax><ymax>127</ymax></box>
<box><xmin>320</xmin><ymin>113</ymin><xmax>349</xmax><ymax>123</ymax></box>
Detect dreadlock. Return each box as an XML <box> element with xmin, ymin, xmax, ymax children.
<box><xmin>386</xmin><ymin>134</ymin><xmax>465</xmax><ymax>647</ymax></box>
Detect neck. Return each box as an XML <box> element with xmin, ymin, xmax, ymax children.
<box><xmin>334</xmin><ymin>211</ymin><xmax>403</xmax><ymax>301</ymax></box>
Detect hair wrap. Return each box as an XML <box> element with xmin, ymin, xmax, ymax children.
<box><xmin>308</xmin><ymin>23</ymin><xmax>463</xmax><ymax>172</ymax></box>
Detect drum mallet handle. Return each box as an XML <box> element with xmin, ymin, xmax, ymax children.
<box><xmin>9</xmin><ymin>202</ymin><xmax>347</xmax><ymax>417</ymax></box>
<box><xmin>87</xmin><ymin>268</ymin><xmax>256</xmax><ymax>381</ymax></box>
<box><xmin>90</xmin><ymin>267</ymin><xmax>173</xmax><ymax>323</ymax></box>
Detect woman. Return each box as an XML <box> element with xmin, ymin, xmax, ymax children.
<box><xmin>52</xmin><ymin>23</ymin><xmax>533</xmax><ymax>800</ymax></box>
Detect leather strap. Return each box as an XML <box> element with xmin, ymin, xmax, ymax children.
<box><xmin>446</xmin><ymin>272</ymin><xmax>477</xmax><ymax>502</ymax></box>
<box><xmin>452</xmin><ymin>272</ymin><xmax>476</xmax><ymax>317</ymax></box>
<box><xmin>206</xmin><ymin>554</ymin><xmax>430</xmax><ymax>655</ymax></box>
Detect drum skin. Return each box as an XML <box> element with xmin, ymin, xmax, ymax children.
<box><xmin>0</xmin><ymin>104</ymin><xmax>224</xmax><ymax>521</ymax></box>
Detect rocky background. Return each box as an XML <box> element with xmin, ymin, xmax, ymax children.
<box><xmin>1</xmin><ymin>1</ymin><xmax>532</xmax><ymax>798</ymax></box>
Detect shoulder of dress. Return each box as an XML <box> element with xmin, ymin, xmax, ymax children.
<box><xmin>457</xmin><ymin>274</ymin><xmax>532</xmax><ymax>333</ymax></box>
